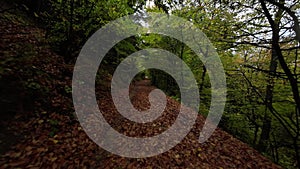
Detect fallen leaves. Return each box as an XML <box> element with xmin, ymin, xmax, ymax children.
<box><xmin>0</xmin><ymin>8</ymin><xmax>282</xmax><ymax>169</ymax></box>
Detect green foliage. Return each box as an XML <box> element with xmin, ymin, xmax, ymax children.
<box><xmin>64</xmin><ymin>85</ymin><xmax>72</xmax><ymax>94</ymax></box>
<box><xmin>48</xmin><ymin>119</ymin><xmax>59</xmax><ymax>137</ymax></box>
<box><xmin>7</xmin><ymin>0</ymin><xmax>298</xmax><ymax>168</ymax></box>
<box><xmin>43</xmin><ymin>0</ymin><xmax>135</xmax><ymax>61</ymax></box>
<box><xmin>25</xmin><ymin>79</ymin><xmax>41</xmax><ymax>90</ymax></box>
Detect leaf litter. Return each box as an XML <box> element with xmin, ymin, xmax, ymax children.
<box><xmin>0</xmin><ymin>8</ymin><xmax>281</xmax><ymax>169</ymax></box>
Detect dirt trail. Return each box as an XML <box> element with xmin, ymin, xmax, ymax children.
<box><xmin>0</xmin><ymin>6</ymin><xmax>282</xmax><ymax>168</ymax></box>
<box><xmin>96</xmin><ymin>81</ymin><xmax>282</xmax><ymax>169</ymax></box>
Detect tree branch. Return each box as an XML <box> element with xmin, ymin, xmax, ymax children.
<box><xmin>241</xmin><ymin>71</ymin><xmax>297</xmax><ymax>136</ymax></box>
<box><xmin>264</xmin><ymin>0</ymin><xmax>300</xmax><ymax>43</ymax></box>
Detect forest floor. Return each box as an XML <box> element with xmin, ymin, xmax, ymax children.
<box><xmin>0</xmin><ymin>4</ymin><xmax>282</xmax><ymax>169</ymax></box>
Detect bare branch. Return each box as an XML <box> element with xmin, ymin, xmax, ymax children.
<box><xmin>264</xmin><ymin>0</ymin><xmax>300</xmax><ymax>43</ymax></box>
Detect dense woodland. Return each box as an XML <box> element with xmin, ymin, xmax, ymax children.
<box><xmin>0</xmin><ymin>0</ymin><xmax>300</xmax><ymax>168</ymax></box>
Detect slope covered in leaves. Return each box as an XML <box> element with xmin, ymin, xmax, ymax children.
<box><xmin>0</xmin><ymin>5</ymin><xmax>282</xmax><ymax>169</ymax></box>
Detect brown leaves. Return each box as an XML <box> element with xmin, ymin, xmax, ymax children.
<box><xmin>0</xmin><ymin>10</ymin><xmax>282</xmax><ymax>169</ymax></box>
<box><xmin>1</xmin><ymin>79</ymin><xmax>282</xmax><ymax>168</ymax></box>
<box><xmin>91</xmin><ymin>81</ymin><xmax>282</xmax><ymax>169</ymax></box>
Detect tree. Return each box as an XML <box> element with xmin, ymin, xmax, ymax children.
<box><xmin>151</xmin><ymin>0</ymin><xmax>300</xmax><ymax>167</ymax></box>
<box><xmin>259</xmin><ymin>0</ymin><xmax>300</xmax><ymax>167</ymax></box>
<box><xmin>218</xmin><ymin>0</ymin><xmax>300</xmax><ymax>167</ymax></box>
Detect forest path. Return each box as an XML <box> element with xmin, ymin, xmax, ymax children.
<box><xmin>95</xmin><ymin>80</ymin><xmax>282</xmax><ymax>169</ymax></box>
<box><xmin>0</xmin><ymin>5</ymin><xmax>282</xmax><ymax>168</ymax></box>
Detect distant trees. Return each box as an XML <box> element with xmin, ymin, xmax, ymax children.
<box><xmin>151</xmin><ymin>0</ymin><xmax>299</xmax><ymax>167</ymax></box>
<box><xmin>217</xmin><ymin>0</ymin><xmax>300</xmax><ymax>167</ymax></box>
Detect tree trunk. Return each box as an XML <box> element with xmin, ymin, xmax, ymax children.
<box><xmin>258</xmin><ymin>0</ymin><xmax>284</xmax><ymax>152</ymax></box>
<box><xmin>253</xmin><ymin>124</ymin><xmax>259</xmax><ymax>145</ymax></box>
<box><xmin>199</xmin><ymin>65</ymin><xmax>207</xmax><ymax>93</ymax></box>
<box><xmin>293</xmin><ymin>136</ymin><xmax>300</xmax><ymax>169</ymax></box>
<box><xmin>260</xmin><ymin>0</ymin><xmax>300</xmax><ymax>167</ymax></box>
<box><xmin>258</xmin><ymin>59</ymin><xmax>277</xmax><ymax>151</ymax></box>
<box><xmin>257</xmin><ymin>40</ymin><xmax>278</xmax><ymax>152</ymax></box>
